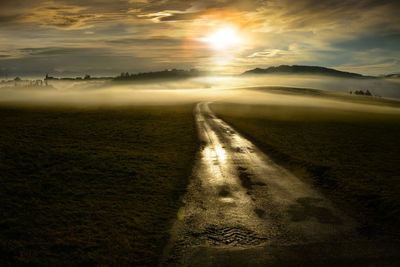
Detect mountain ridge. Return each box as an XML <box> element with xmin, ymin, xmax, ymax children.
<box><xmin>242</xmin><ymin>65</ymin><xmax>370</xmax><ymax>78</ymax></box>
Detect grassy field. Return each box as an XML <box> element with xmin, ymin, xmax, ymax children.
<box><xmin>248</xmin><ymin>86</ymin><xmax>400</xmax><ymax>108</ymax></box>
<box><xmin>211</xmin><ymin>95</ymin><xmax>400</xmax><ymax>236</ymax></box>
<box><xmin>0</xmin><ymin>104</ymin><xmax>198</xmax><ymax>266</ymax></box>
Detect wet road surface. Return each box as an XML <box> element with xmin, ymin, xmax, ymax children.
<box><xmin>161</xmin><ymin>102</ymin><xmax>400</xmax><ymax>266</ymax></box>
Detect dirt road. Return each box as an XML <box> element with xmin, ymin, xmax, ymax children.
<box><xmin>161</xmin><ymin>102</ymin><xmax>399</xmax><ymax>266</ymax></box>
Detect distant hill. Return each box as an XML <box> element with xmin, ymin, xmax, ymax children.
<box><xmin>242</xmin><ymin>65</ymin><xmax>367</xmax><ymax>78</ymax></box>
<box><xmin>384</xmin><ymin>74</ymin><xmax>400</xmax><ymax>78</ymax></box>
<box><xmin>113</xmin><ymin>69</ymin><xmax>203</xmax><ymax>81</ymax></box>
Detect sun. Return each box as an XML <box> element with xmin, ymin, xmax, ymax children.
<box><xmin>202</xmin><ymin>27</ymin><xmax>240</xmax><ymax>50</ymax></box>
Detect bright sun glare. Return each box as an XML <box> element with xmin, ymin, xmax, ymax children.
<box><xmin>203</xmin><ymin>27</ymin><xmax>240</xmax><ymax>50</ymax></box>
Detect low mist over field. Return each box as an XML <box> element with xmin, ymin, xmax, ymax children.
<box><xmin>1</xmin><ymin>75</ymin><xmax>400</xmax><ymax>109</ymax></box>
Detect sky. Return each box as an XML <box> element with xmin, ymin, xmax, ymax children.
<box><xmin>0</xmin><ymin>0</ymin><xmax>400</xmax><ymax>77</ymax></box>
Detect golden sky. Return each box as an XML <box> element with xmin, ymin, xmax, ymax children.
<box><xmin>1</xmin><ymin>0</ymin><xmax>400</xmax><ymax>76</ymax></box>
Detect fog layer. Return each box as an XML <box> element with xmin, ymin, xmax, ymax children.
<box><xmin>1</xmin><ymin>75</ymin><xmax>399</xmax><ymax>114</ymax></box>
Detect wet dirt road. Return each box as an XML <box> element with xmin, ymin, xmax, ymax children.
<box><xmin>161</xmin><ymin>102</ymin><xmax>400</xmax><ymax>266</ymax></box>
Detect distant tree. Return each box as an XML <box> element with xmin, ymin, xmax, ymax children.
<box><xmin>353</xmin><ymin>90</ymin><xmax>372</xmax><ymax>96</ymax></box>
<box><xmin>45</xmin><ymin>74</ymin><xmax>56</xmax><ymax>80</ymax></box>
<box><xmin>355</xmin><ymin>90</ymin><xmax>364</xmax><ymax>95</ymax></box>
<box><xmin>113</xmin><ymin>69</ymin><xmax>203</xmax><ymax>82</ymax></box>
<box><xmin>84</xmin><ymin>74</ymin><xmax>91</xmax><ymax>80</ymax></box>
<box><xmin>14</xmin><ymin>77</ymin><xmax>21</xmax><ymax>81</ymax></box>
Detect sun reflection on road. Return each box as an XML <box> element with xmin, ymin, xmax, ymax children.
<box><xmin>204</xmin><ymin>145</ymin><xmax>227</xmax><ymax>163</ymax></box>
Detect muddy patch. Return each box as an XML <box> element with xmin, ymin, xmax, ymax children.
<box><xmin>218</xmin><ymin>186</ymin><xmax>231</xmax><ymax>197</ymax></box>
<box><xmin>254</xmin><ymin>208</ymin><xmax>266</xmax><ymax>218</ymax></box>
<box><xmin>237</xmin><ymin>167</ymin><xmax>267</xmax><ymax>191</ymax></box>
<box><xmin>235</xmin><ymin>147</ymin><xmax>244</xmax><ymax>153</ymax></box>
<box><xmin>288</xmin><ymin>197</ymin><xmax>343</xmax><ymax>224</ymax></box>
<box><xmin>238</xmin><ymin>170</ymin><xmax>253</xmax><ymax>190</ymax></box>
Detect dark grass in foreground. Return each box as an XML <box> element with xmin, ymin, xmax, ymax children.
<box><xmin>211</xmin><ymin>101</ymin><xmax>400</xmax><ymax>237</ymax></box>
<box><xmin>0</xmin><ymin>104</ymin><xmax>198</xmax><ymax>266</ymax></box>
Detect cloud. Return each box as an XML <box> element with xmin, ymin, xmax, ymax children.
<box><xmin>106</xmin><ymin>37</ymin><xmax>182</xmax><ymax>46</ymax></box>
<box><xmin>247</xmin><ymin>49</ymin><xmax>283</xmax><ymax>58</ymax></box>
<box><xmin>255</xmin><ymin>0</ymin><xmax>400</xmax><ymax>35</ymax></box>
<box><xmin>0</xmin><ymin>0</ymin><xmax>132</xmax><ymax>30</ymax></box>
<box><xmin>158</xmin><ymin>12</ymin><xmax>200</xmax><ymax>22</ymax></box>
<box><xmin>333</xmin><ymin>34</ymin><xmax>400</xmax><ymax>51</ymax></box>
<box><xmin>0</xmin><ymin>0</ymin><xmax>399</xmax><ymax>75</ymax></box>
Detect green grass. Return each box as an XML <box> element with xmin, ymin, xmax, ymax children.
<box><xmin>211</xmin><ymin>100</ymin><xmax>400</xmax><ymax>236</ymax></box>
<box><xmin>0</xmin><ymin>104</ymin><xmax>198</xmax><ymax>266</ymax></box>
